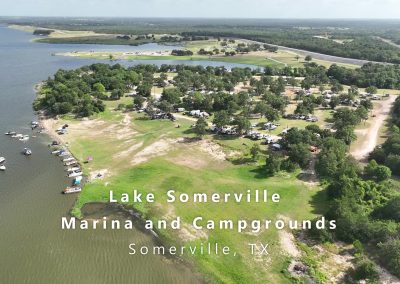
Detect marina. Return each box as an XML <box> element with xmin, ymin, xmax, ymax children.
<box><xmin>0</xmin><ymin>24</ymin><xmax>234</xmax><ymax>284</ymax></box>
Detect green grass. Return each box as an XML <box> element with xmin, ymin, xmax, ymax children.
<box><xmin>51</xmin><ymin>89</ymin><xmax>334</xmax><ymax>283</ymax></box>
<box><xmin>55</xmin><ymin>98</ymin><xmax>327</xmax><ymax>283</ymax></box>
<box><xmin>74</xmin><ymin>157</ymin><xmax>324</xmax><ymax>283</ymax></box>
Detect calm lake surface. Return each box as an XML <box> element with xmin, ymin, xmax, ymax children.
<box><xmin>0</xmin><ymin>26</ymin><xmax>257</xmax><ymax>283</ymax></box>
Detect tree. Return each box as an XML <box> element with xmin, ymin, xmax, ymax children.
<box><xmin>265</xmin><ymin>153</ymin><xmax>282</xmax><ymax>175</ymax></box>
<box><xmin>366</xmin><ymin>86</ymin><xmax>378</xmax><ymax>94</ymax></box>
<box><xmin>250</xmin><ymin>144</ymin><xmax>260</xmax><ymax>161</ymax></box>
<box><xmin>93</xmin><ymin>82</ymin><xmax>106</xmax><ymax>93</ymax></box>
<box><xmin>316</xmin><ymin>137</ymin><xmax>348</xmax><ymax>179</ymax></box>
<box><xmin>110</xmin><ymin>89</ymin><xmax>123</xmax><ymax>100</ymax></box>
<box><xmin>335</xmin><ymin>125</ymin><xmax>357</xmax><ymax>145</ymax></box>
<box><xmin>133</xmin><ymin>95</ymin><xmax>145</xmax><ymax>109</ymax></box>
<box><xmin>305</xmin><ymin>55</ymin><xmax>312</xmax><ymax>62</ymax></box>
<box><xmin>194</xmin><ymin>117</ymin><xmax>208</xmax><ymax>138</ymax></box>
<box><xmin>365</xmin><ymin>160</ymin><xmax>392</xmax><ymax>182</ymax></box>
<box><xmin>329</xmin><ymin>96</ymin><xmax>341</xmax><ymax>109</ymax></box>
<box><xmin>234</xmin><ymin>116</ymin><xmax>251</xmax><ymax>134</ymax></box>
<box><xmin>161</xmin><ymin>87</ymin><xmax>181</xmax><ymax>105</ymax></box>
<box><xmin>136</xmin><ymin>84</ymin><xmax>152</xmax><ymax>97</ymax></box>
<box><xmin>288</xmin><ymin>143</ymin><xmax>312</xmax><ymax>169</ymax></box>
<box><xmin>264</xmin><ymin>106</ymin><xmax>280</xmax><ymax>122</ymax></box>
<box><xmin>213</xmin><ymin>110</ymin><xmax>230</xmax><ymax>128</ymax></box>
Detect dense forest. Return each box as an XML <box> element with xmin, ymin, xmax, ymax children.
<box><xmin>6</xmin><ymin>17</ymin><xmax>400</xmax><ymax>63</ymax></box>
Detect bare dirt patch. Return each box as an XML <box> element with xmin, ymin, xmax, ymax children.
<box><xmin>88</xmin><ymin>169</ymin><xmax>109</xmax><ymax>181</ymax></box>
<box><xmin>113</xmin><ymin>141</ymin><xmax>144</xmax><ymax>159</ymax></box>
<box><xmin>131</xmin><ymin>138</ymin><xmax>180</xmax><ymax>165</ymax></box>
<box><xmin>351</xmin><ymin>95</ymin><xmax>396</xmax><ymax>161</ymax></box>
<box><xmin>197</xmin><ymin>140</ymin><xmax>226</xmax><ymax>161</ymax></box>
<box><xmin>279</xmin><ymin>230</ymin><xmax>301</xmax><ymax>258</ymax></box>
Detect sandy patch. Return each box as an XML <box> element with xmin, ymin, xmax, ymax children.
<box><xmin>197</xmin><ymin>140</ymin><xmax>226</xmax><ymax>161</ymax></box>
<box><xmin>377</xmin><ymin>266</ymin><xmax>400</xmax><ymax>284</ymax></box>
<box><xmin>131</xmin><ymin>138</ymin><xmax>180</xmax><ymax>165</ymax></box>
<box><xmin>113</xmin><ymin>141</ymin><xmax>144</xmax><ymax>159</ymax></box>
<box><xmin>89</xmin><ymin>169</ymin><xmax>109</xmax><ymax>181</ymax></box>
<box><xmin>279</xmin><ymin>230</ymin><xmax>301</xmax><ymax>258</ymax></box>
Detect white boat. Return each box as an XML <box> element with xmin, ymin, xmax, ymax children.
<box><xmin>51</xmin><ymin>149</ymin><xmax>63</xmax><ymax>154</ymax></box>
<box><xmin>68</xmin><ymin>171</ymin><xmax>83</xmax><ymax>178</ymax></box>
<box><xmin>63</xmin><ymin>187</ymin><xmax>82</xmax><ymax>194</ymax></box>
<box><xmin>0</xmin><ymin>165</ymin><xmax>5</xmax><ymax>171</ymax></box>
<box><xmin>0</xmin><ymin>157</ymin><xmax>5</xmax><ymax>164</ymax></box>
<box><xmin>67</xmin><ymin>166</ymin><xmax>81</xmax><ymax>172</ymax></box>
<box><xmin>11</xmin><ymin>133</ymin><xmax>23</xmax><ymax>139</ymax></box>
<box><xmin>64</xmin><ymin>161</ymin><xmax>78</xmax><ymax>166</ymax></box>
<box><xmin>19</xmin><ymin>135</ymin><xmax>29</xmax><ymax>142</ymax></box>
<box><xmin>4</xmin><ymin>131</ymin><xmax>16</xmax><ymax>135</ymax></box>
<box><xmin>63</xmin><ymin>157</ymin><xmax>75</xmax><ymax>162</ymax></box>
<box><xmin>58</xmin><ymin>151</ymin><xmax>70</xmax><ymax>157</ymax></box>
<box><xmin>23</xmin><ymin>148</ymin><xmax>32</xmax><ymax>156</ymax></box>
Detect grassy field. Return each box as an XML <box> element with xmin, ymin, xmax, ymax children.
<box><xmin>47</xmin><ymin>95</ymin><xmax>328</xmax><ymax>283</ymax></box>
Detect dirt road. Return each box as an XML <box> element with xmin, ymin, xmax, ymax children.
<box><xmin>351</xmin><ymin>95</ymin><xmax>396</xmax><ymax>161</ymax></box>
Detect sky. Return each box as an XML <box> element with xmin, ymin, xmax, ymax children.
<box><xmin>1</xmin><ymin>0</ymin><xmax>400</xmax><ymax>19</ymax></box>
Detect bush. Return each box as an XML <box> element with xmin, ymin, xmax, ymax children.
<box><xmin>378</xmin><ymin>239</ymin><xmax>400</xmax><ymax>277</ymax></box>
<box><xmin>353</xmin><ymin>258</ymin><xmax>379</xmax><ymax>281</ymax></box>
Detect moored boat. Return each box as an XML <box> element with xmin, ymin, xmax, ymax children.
<box><xmin>68</xmin><ymin>171</ymin><xmax>82</xmax><ymax>178</ymax></box>
<box><xmin>51</xmin><ymin>149</ymin><xmax>63</xmax><ymax>155</ymax></box>
<box><xmin>64</xmin><ymin>160</ymin><xmax>78</xmax><ymax>166</ymax></box>
<box><xmin>63</xmin><ymin>187</ymin><xmax>82</xmax><ymax>194</ymax></box>
<box><xmin>4</xmin><ymin>131</ymin><xmax>16</xmax><ymax>135</ymax></box>
<box><xmin>67</xmin><ymin>166</ymin><xmax>81</xmax><ymax>173</ymax></box>
<box><xmin>0</xmin><ymin>165</ymin><xmax>5</xmax><ymax>171</ymax></box>
<box><xmin>11</xmin><ymin>133</ymin><xmax>23</xmax><ymax>139</ymax></box>
<box><xmin>19</xmin><ymin>135</ymin><xmax>29</xmax><ymax>142</ymax></box>
<box><xmin>31</xmin><ymin>121</ymin><xmax>39</xmax><ymax>129</ymax></box>
<box><xmin>23</xmin><ymin>148</ymin><xmax>32</xmax><ymax>156</ymax></box>
<box><xmin>58</xmin><ymin>151</ymin><xmax>70</xmax><ymax>157</ymax></box>
<box><xmin>0</xmin><ymin>157</ymin><xmax>5</xmax><ymax>164</ymax></box>
<box><xmin>63</xmin><ymin>157</ymin><xmax>75</xmax><ymax>162</ymax></box>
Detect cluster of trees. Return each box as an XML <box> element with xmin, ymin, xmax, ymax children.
<box><xmin>171</xmin><ymin>49</ymin><xmax>193</xmax><ymax>56</ymax></box>
<box><xmin>265</xmin><ymin>126</ymin><xmax>330</xmax><ymax>175</ymax></box>
<box><xmin>263</xmin><ymin>62</ymin><xmax>400</xmax><ymax>90</ymax></box>
<box><xmin>307</xmin><ymin>112</ymin><xmax>400</xmax><ymax>279</ymax></box>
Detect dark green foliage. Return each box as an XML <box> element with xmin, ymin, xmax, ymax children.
<box><xmin>194</xmin><ymin>117</ymin><xmax>208</xmax><ymax>138</ymax></box>
<box><xmin>352</xmin><ymin>258</ymin><xmax>379</xmax><ymax>281</ymax></box>
<box><xmin>378</xmin><ymin>239</ymin><xmax>400</xmax><ymax>278</ymax></box>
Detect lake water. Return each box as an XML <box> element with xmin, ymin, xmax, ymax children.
<box><xmin>0</xmin><ymin>26</ymin><xmax>258</xmax><ymax>283</ymax></box>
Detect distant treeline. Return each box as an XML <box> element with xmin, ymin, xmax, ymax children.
<box><xmin>12</xmin><ymin>18</ymin><xmax>400</xmax><ymax>63</ymax></box>
<box><xmin>263</xmin><ymin>62</ymin><xmax>400</xmax><ymax>89</ymax></box>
